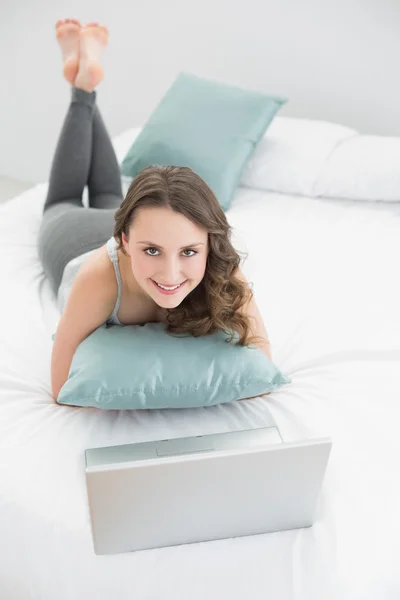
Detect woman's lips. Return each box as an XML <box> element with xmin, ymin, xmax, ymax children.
<box><xmin>151</xmin><ymin>279</ymin><xmax>187</xmax><ymax>295</ymax></box>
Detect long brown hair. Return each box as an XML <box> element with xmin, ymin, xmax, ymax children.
<box><xmin>114</xmin><ymin>165</ymin><xmax>261</xmax><ymax>347</ymax></box>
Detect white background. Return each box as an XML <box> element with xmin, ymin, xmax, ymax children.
<box><xmin>1</xmin><ymin>0</ymin><xmax>399</xmax><ymax>182</ymax></box>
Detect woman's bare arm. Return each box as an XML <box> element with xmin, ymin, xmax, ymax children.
<box><xmin>236</xmin><ymin>268</ymin><xmax>272</xmax><ymax>361</ymax></box>
<box><xmin>51</xmin><ymin>260</ymin><xmax>116</xmax><ymax>402</ymax></box>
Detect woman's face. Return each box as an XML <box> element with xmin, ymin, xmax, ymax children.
<box><xmin>122</xmin><ymin>206</ymin><xmax>209</xmax><ymax>308</ymax></box>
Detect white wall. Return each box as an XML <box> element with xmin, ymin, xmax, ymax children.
<box><xmin>1</xmin><ymin>0</ymin><xmax>399</xmax><ymax>183</ymax></box>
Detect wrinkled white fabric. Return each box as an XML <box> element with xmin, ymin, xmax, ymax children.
<box><xmin>0</xmin><ymin>129</ymin><xmax>399</xmax><ymax>599</ymax></box>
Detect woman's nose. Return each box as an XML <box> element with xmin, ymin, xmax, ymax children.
<box><xmin>160</xmin><ymin>260</ymin><xmax>181</xmax><ymax>284</ymax></box>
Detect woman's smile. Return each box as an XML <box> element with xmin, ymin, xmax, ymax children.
<box><xmin>151</xmin><ymin>279</ymin><xmax>188</xmax><ymax>294</ymax></box>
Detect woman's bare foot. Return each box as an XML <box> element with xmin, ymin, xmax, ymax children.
<box><xmin>55</xmin><ymin>19</ymin><xmax>81</xmax><ymax>84</ymax></box>
<box><xmin>74</xmin><ymin>23</ymin><xmax>109</xmax><ymax>93</ymax></box>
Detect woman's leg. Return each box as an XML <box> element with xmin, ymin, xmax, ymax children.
<box><xmin>43</xmin><ymin>86</ymin><xmax>96</xmax><ymax>212</ymax></box>
<box><xmin>75</xmin><ymin>21</ymin><xmax>123</xmax><ymax>209</ymax></box>
<box><xmin>38</xmin><ymin>203</ymin><xmax>116</xmax><ymax>295</ymax></box>
<box><xmin>43</xmin><ymin>88</ymin><xmax>123</xmax><ymax>213</ymax></box>
<box><xmin>38</xmin><ymin>20</ymin><xmax>119</xmax><ymax>295</ymax></box>
<box><xmin>88</xmin><ymin>105</ymin><xmax>123</xmax><ymax>209</ymax></box>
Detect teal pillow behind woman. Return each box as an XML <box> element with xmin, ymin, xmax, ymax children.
<box><xmin>121</xmin><ymin>72</ymin><xmax>287</xmax><ymax>211</ymax></box>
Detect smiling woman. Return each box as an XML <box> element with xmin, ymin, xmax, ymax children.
<box><xmin>37</xmin><ymin>18</ymin><xmax>271</xmax><ymax>402</ymax></box>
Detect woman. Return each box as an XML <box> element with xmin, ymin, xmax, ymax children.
<box><xmin>38</xmin><ymin>19</ymin><xmax>272</xmax><ymax>402</ymax></box>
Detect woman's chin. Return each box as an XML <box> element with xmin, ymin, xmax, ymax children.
<box><xmin>155</xmin><ymin>294</ymin><xmax>186</xmax><ymax>309</ymax></box>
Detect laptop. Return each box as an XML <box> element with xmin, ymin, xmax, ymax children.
<box><xmin>85</xmin><ymin>423</ymin><xmax>332</xmax><ymax>555</ymax></box>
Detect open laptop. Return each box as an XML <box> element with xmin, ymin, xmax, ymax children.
<box><xmin>85</xmin><ymin>422</ymin><xmax>332</xmax><ymax>555</ymax></box>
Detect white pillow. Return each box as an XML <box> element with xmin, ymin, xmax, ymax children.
<box><xmin>112</xmin><ymin>127</ymin><xmax>141</xmax><ymax>165</ymax></box>
<box><xmin>314</xmin><ymin>135</ymin><xmax>400</xmax><ymax>202</ymax></box>
<box><xmin>112</xmin><ymin>127</ymin><xmax>141</xmax><ymax>196</ymax></box>
<box><xmin>239</xmin><ymin>116</ymin><xmax>357</xmax><ymax>197</ymax></box>
<box><xmin>113</xmin><ymin>119</ymin><xmax>357</xmax><ymax>200</ymax></box>
<box><xmin>113</xmin><ymin>118</ymin><xmax>400</xmax><ymax>203</ymax></box>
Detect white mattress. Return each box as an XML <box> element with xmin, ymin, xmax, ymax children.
<box><xmin>0</xmin><ymin>178</ymin><xmax>399</xmax><ymax>599</ymax></box>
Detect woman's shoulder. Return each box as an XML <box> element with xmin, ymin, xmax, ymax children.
<box><xmin>77</xmin><ymin>243</ymin><xmax>118</xmax><ymax>295</ymax></box>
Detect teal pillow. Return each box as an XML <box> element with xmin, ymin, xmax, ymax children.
<box><xmin>56</xmin><ymin>323</ymin><xmax>291</xmax><ymax>410</ymax></box>
<box><xmin>121</xmin><ymin>72</ymin><xmax>287</xmax><ymax>211</ymax></box>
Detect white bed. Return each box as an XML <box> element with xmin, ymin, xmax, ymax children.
<box><xmin>0</xmin><ymin>118</ymin><xmax>399</xmax><ymax>599</ymax></box>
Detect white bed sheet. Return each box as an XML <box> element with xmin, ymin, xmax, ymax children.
<box><xmin>0</xmin><ymin>181</ymin><xmax>399</xmax><ymax>600</ymax></box>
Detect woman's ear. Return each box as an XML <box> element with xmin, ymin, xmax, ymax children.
<box><xmin>122</xmin><ymin>232</ymin><xmax>130</xmax><ymax>256</ymax></box>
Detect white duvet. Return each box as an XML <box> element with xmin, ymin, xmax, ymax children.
<box><xmin>0</xmin><ymin>123</ymin><xmax>400</xmax><ymax>599</ymax></box>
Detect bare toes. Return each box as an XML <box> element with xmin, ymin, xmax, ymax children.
<box><xmin>56</xmin><ymin>24</ymin><xmax>80</xmax><ymax>41</ymax></box>
<box><xmin>80</xmin><ymin>23</ymin><xmax>109</xmax><ymax>42</ymax></box>
<box><xmin>56</xmin><ymin>18</ymin><xmax>81</xmax><ymax>31</ymax></box>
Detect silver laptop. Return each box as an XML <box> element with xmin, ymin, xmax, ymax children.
<box><xmin>85</xmin><ymin>424</ymin><xmax>332</xmax><ymax>555</ymax></box>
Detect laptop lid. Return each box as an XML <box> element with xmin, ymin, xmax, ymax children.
<box><xmin>85</xmin><ymin>427</ymin><xmax>332</xmax><ymax>555</ymax></box>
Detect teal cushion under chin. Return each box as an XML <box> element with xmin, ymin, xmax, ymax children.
<box><xmin>56</xmin><ymin>323</ymin><xmax>291</xmax><ymax>410</ymax></box>
<box><xmin>120</xmin><ymin>72</ymin><xmax>287</xmax><ymax>211</ymax></box>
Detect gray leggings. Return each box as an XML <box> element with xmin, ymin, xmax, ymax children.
<box><xmin>37</xmin><ymin>87</ymin><xmax>124</xmax><ymax>295</ymax></box>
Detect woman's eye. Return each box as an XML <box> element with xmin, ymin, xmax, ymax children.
<box><xmin>144</xmin><ymin>248</ymin><xmax>197</xmax><ymax>257</ymax></box>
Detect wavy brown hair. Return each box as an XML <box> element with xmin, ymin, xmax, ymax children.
<box><xmin>114</xmin><ymin>165</ymin><xmax>262</xmax><ymax>348</ymax></box>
